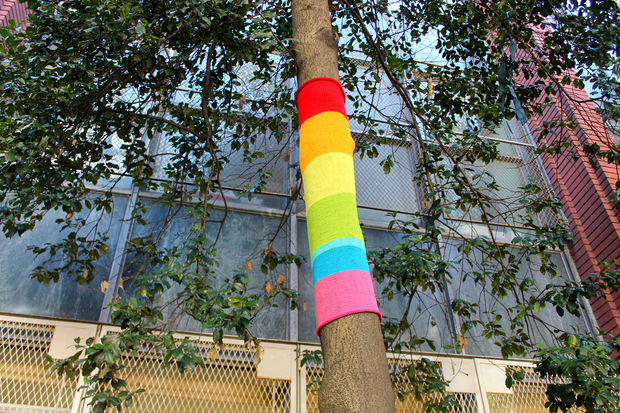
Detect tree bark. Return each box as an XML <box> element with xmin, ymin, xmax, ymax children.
<box><xmin>291</xmin><ymin>0</ymin><xmax>395</xmax><ymax>411</ymax></box>
<box><xmin>319</xmin><ymin>313</ymin><xmax>395</xmax><ymax>412</ymax></box>
<box><xmin>291</xmin><ymin>0</ymin><xmax>339</xmax><ymax>84</ymax></box>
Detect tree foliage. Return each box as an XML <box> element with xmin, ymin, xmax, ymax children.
<box><xmin>1</xmin><ymin>0</ymin><xmax>620</xmax><ymax>411</ymax></box>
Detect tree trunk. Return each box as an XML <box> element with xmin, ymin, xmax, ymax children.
<box><xmin>291</xmin><ymin>0</ymin><xmax>395</xmax><ymax>412</ymax></box>
<box><xmin>291</xmin><ymin>0</ymin><xmax>338</xmax><ymax>85</ymax></box>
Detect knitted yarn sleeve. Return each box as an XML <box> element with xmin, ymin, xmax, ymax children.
<box><xmin>296</xmin><ymin>77</ymin><xmax>382</xmax><ymax>335</ymax></box>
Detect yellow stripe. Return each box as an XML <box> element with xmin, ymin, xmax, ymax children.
<box><xmin>299</xmin><ymin>111</ymin><xmax>355</xmax><ymax>174</ymax></box>
<box><xmin>302</xmin><ymin>152</ymin><xmax>356</xmax><ymax>211</ymax></box>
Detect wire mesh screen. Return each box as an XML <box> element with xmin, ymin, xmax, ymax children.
<box><xmin>389</xmin><ymin>358</ymin><xmax>479</xmax><ymax>413</ymax></box>
<box><xmin>94</xmin><ymin>87</ymin><xmax>150</xmax><ymax>176</ymax></box>
<box><xmin>352</xmin><ymin>133</ymin><xmax>420</xmax><ymax>214</ymax></box>
<box><xmin>452</xmin><ymin>117</ymin><xmax>532</xmax><ymax>146</ymax></box>
<box><xmin>304</xmin><ymin>358</ymin><xmax>479</xmax><ymax>413</ymax></box>
<box><xmin>101</xmin><ymin>132</ymin><xmax>128</xmax><ymax>175</ymax></box>
<box><xmin>486</xmin><ymin>366</ymin><xmax>580</xmax><ymax>413</ymax></box>
<box><xmin>0</xmin><ymin>320</ymin><xmax>77</xmax><ymax>413</ymax></box>
<box><xmin>342</xmin><ymin>59</ymin><xmax>410</xmax><ymax>130</ymax></box>
<box><xmin>218</xmin><ymin>123</ymin><xmax>291</xmax><ymax>195</ymax></box>
<box><xmin>427</xmin><ymin>119</ymin><xmax>560</xmax><ymax>227</ymax></box>
<box><xmin>167</xmin><ymin>61</ymin><xmax>282</xmax><ymax>111</ymax></box>
<box><xmin>149</xmin><ymin>122</ymin><xmax>291</xmax><ymax>195</ymax></box>
<box><xmin>345</xmin><ymin>78</ymin><xmax>564</xmax><ymax>226</ymax></box>
<box><xmin>1</xmin><ymin>316</ymin><xmax>585</xmax><ymax>413</ymax></box>
<box><xmin>607</xmin><ymin>118</ymin><xmax>620</xmax><ymax>146</ymax></box>
<box><xmin>148</xmin><ymin>61</ymin><xmax>292</xmax><ymax>195</ymax></box>
<box><xmin>110</xmin><ymin>340</ymin><xmax>291</xmax><ymax>413</ymax></box>
<box><xmin>303</xmin><ymin>365</ymin><xmax>323</xmax><ymax>413</ymax></box>
<box><xmin>298</xmin><ymin>131</ymin><xmax>421</xmax><ymax>214</ymax></box>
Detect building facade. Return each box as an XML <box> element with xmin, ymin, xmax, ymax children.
<box><xmin>0</xmin><ymin>2</ymin><xmax>615</xmax><ymax>412</ymax></box>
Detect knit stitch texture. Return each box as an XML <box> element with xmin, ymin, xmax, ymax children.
<box><xmin>296</xmin><ymin>77</ymin><xmax>382</xmax><ymax>335</ymax></box>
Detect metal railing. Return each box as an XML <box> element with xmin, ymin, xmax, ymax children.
<box><xmin>0</xmin><ymin>314</ymin><xmax>576</xmax><ymax>413</ymax></box>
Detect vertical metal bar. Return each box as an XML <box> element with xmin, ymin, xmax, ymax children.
<box><xmin>437</xmin><ymin>238</ymin><xmax>462</xmax><ymax>353</ymax></box>
<box><xmin>511</xmin><ymin>95</ymin><xmax>569</xmax><ymax>223</ymax></box>
<box><xmin>287</xmin><ymin>75</ymin><xmax>300</xmax><ymax>343</ymax></box>
<box><xmin>284</xmin><ymin>77</ymin><xmax>296</xmax><ymax>198</ymax></box>
<box><xmin>560</xmin><ymin>251</ymin><xmax>601</xmax><ymax>338</ymax></box>
<box><xmin>473</xmin><ymin>359</ymin><xmax>492</xmax><ymax>413</ymax></box>
<box><xmin>292</xmin><ymin>343</ymin><xmax>300</xmax><ymax>413</ymax></box>
<box><xmin>288</xmin><ymin>212</ymin><xmax>299</xmax><ymax>342</ymax></box>
<box><xmin>299</xmin><ymin>361</ymin><xmax>308</xmax><ymax>413</ymax></box>
<box><xmin>99</xmin><ymin>122</ymin><xmax>154</xmax><ymax>323</ymax></box>
<box><xmin>69</xmin><ymin>370</ymin><xmax>88</xmax><ymax>413</ymax></box>
<box><xmin>98</xmin><ymin>188</ymin><xmax>138</xmax><ymax>323</ymax></box>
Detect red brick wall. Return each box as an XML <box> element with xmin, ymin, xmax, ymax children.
<box><xmin>0</xmin><ymin>0</ymin><xmax>29</xmax><ymax>28</ymax></box>
<box><xmin>514</xmin><ymin>34</ymin><xmax>620</xmax><ymax>336</ymax></box>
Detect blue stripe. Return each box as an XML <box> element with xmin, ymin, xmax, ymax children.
<box><xmin>311</xmin><ymin>237</ymin><xmax>366</xmax><ymax>265</ymax></box>
<box><xmin>312</xmin><ymin>244</ymin><xmax>369</xmax><ymax>285</ymax></box>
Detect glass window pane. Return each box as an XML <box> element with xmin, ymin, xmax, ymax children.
<box><xmin>354</xmin><ymin>138</ymin><xmax>420</xmax><ymax>214</ymax></box>
<box><xmin>443</xmin><ymin>239</ymin><xmax>592</xmax><ymax>358</ymax></box>
<box><xmin>297</xmin><ymin>221</ymin><xmax>453</xmax><ymax>351</ymax></box>
<box><xmin>365</xmin><ymin>228</ymin><xmax>454</xmax><ymax>352</ymax></box>
<box><xmin>0</xmin><ymin>196</ymin><xmax>128</xmax><ymax>321</ymax></box>
<box><xmin>123</xmin><ymin>201</ymin><xmax>288</xmax><ymax>340</ymax></box>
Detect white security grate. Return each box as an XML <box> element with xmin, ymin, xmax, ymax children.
<box><xmin>304</xmin><ymin>357</ymin><xmax>480</xmax><ymax>413</ymax></box>
<box><xmin>303</xmin><ymin>366</ymin><xmax>322</xmax><ymax>413</ymax></box>
<box><xmin>486</xmin><ymin>366</ymin><xmax>584</xmax><ymax>413</ymax></box>
<box><xmin>487</xmin><ymin>367</ymin><xmax>552</xmax><ymax>413</ymax></box>
<box><xmin>111</xmin><ymin>340</ymin><xmax>291</xmax><ymax>413</ymax></box>
<box><xmin>389</xmin><ymin>358</ymin><xmax>479</xmax><ymax>413</ymax></box>
<box><xmin>1</xmin><ymin>316</ymin><xmax>577</xmax><ymax>413</ymax></box>
<box><xmin>0</xmin><ymin>320</ymin><xmax>77</xmax><ymax>413</ymax></box>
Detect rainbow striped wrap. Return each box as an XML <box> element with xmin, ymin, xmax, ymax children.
<box><xmin>296</xmin><ymin>77</ymin><xmax>382</xmax><ymax>335</ymax></box>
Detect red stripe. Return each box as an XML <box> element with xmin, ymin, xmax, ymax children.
<box><xmin>295</xmin><ymin>77</ymin><xmax>347</xmax><ymax>126</ymax></box>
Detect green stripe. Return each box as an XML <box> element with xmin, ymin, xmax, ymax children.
<box><xmin>306</xmin><ymin>192</ymin><xmax>363</xmax><ymax>255</ymax></box>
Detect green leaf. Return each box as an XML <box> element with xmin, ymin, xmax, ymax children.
<box><xmin>252</xmin><ymin>32</ymin><xmax>273</xmax><ymax>39</ymax></box>
<box><xmin>120</xmin><ymin>2</ymin><xmax>130</xmax><ymax>18</ymax></box>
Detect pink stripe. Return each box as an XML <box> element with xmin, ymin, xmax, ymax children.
<box><xmin>313</xmin><ymin>269</ymin><xmax>382</xmax><ymax>335</ymax></box>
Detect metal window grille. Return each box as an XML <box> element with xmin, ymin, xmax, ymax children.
<box><xmin>218</xmin><ymin>122</ymin><xmax>292</xmax><ymax>195</ymax></box>
<box><xmin>389</xmin><ymin>357</ymin><xmax>479</xmax><ymax>413</ymax></box>
<box><xmin>149</xmin><ymin>120</ymin><xmax>291</xmax><ymax>195</ymax></box>
<box><xmin>341</xmin><ymin>57</ymin><xmax>412</xmax><ymax>131</ymax></box>
<box><xmin>485</xmin><ymin>366</ymin><xmax>573</xmax><ymax>413</ymax></box>
<box><xmin>303</xmin><ymin>366</ymin><xmax>322</xmax><ymax>413</ymax></box>
<box><xmin>101</xmin><ymin>132</ymin><xmax>128</xmax><ymax>176</ymax></box>
<box><xmin>148</xmin><ymin>62</ymin><xmax>292</xmax><ymax>196</ymax></box>
<box><xmin>606</xmin><ymin>118</ymin><xmax>620</xmax><ymax>146</ymax></box>
<box><xmin>303</xmin><ymin>357</ymin><xmax>480</xmax><ymax>413</ymax></box>
<box><xmin>93</xmin><ymin>87</ymin><xmax>150</xmax><ymax>176</ymax></box>
<box><xmin>0</xmin><ymin>315</ymin><xmax>586</xmax><ymax>413</ymax></box>
<box><xmin>297</xmin><ymin>130</ymin><xmax>422</xmax><ymax>214</ymax></box>
<box><xmin>352</xmin><ymin>132</ymin><xmax>420</xmax><ymax>214</ymax></box>
<box><xmin>105</xmin><ymin>339</ymin><xmax>291</xmax><ymax>413</ymax></box>
<box><xmin>425</xmin><ymin>118</ymin><xmax>560</xmax><ymax>228</ymax></box>
<box><xmin>0</xmin><ymin>320</ymin><xmax>77</xmax><ymax>413</ymax></box>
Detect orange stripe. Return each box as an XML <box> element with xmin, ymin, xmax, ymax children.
<box><xmin>299</xmin><ymin>111</ymin><xmax>355</xmax><ymax>174</ymax></box>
